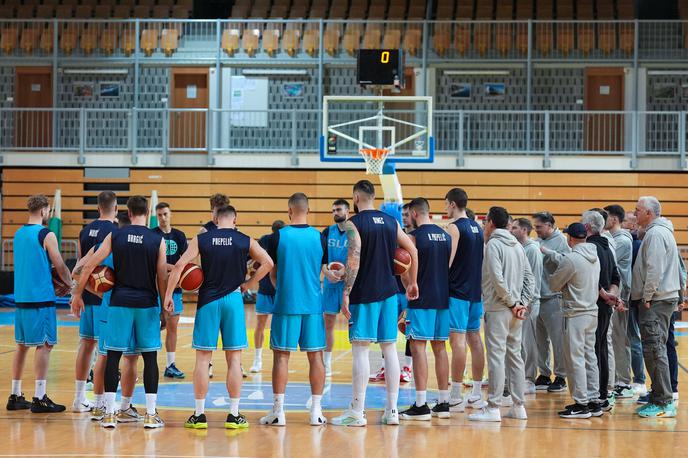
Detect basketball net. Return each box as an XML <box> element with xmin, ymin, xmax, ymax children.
<box><xmin>359</xmin><ymin>148</ymin><xmax>389</xmax><ymax>175</ymax></box>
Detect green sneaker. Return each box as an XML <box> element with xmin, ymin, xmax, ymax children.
<box><xmin>637</xmin><ymin>402</ymin><xmax>677</xmax><ymax>418</ymax></box>
<box><xmin>184</xmin><ymin>413</ymin><xmax>208</xmax><ymax>429</ymax></box>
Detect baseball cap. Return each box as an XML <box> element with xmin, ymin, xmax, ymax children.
<box><xmin>563</xmin><ymin>222</ymin><xmax>587</xmax><ymax>239</ymax></box>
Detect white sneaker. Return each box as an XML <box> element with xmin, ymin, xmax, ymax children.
<box><xmin>331</xmin><ymin>408</ymin><xmax>367</xmax><ymax>427</ymax></box>
<box><xmin>466</xmin><ymin>394</ymin><xmax>487</xmax><ymax>409</ymax></box>
<box><xmin>501</xmin><ymin>395</ymin><xmax>514</xmax><ymax>407</ymax></box>
<box><xmin>504</xmin><ymin>405</ymin><xmax>528</xmax><ymax>420</ymax></box>
<box><xmin>381</xmin><ymin>408</ymin><xmax>400</xmax><ymax>425</ymax></box>
<box><xmin>72</xmin><ymin>398</ymin><xmax>94</xmax><ymax>413</ymax></box>
<box><xmin>208</xmin><ymin>362</ymin><xmax>214</xmax><ymax>378</ymax></box>
<box><xmin>101</xmin><ymin>413</ymin><xmax>117</xmax><ymax>429</ymax></box>
<box><xmin>673</xmin><ymin>392</ymin><xmax>679</xmax><ymax>402</ymax></box>
<box><xmin>524</xmin><ymin>381</ymin><xmax>537</xmax><ymax>395</ymax></box>
<box><xmin>448</xmin><ymin>398</ymin><xmax>465</xmax><ymax>412</ymax></box>
<box><xmin>117</xmin><ymin>406</ymin><xmax>142</xmax><ymax>423</ymax></box>
<box><xmin>325</xmin><ymin>361</ymin><xmax>333</xmax><ymax>377</ymax></box>
<box><xmin>259</xmin><ymin>411</ymin><xmax>286</xmax><ymax>426</ymax></box>
<box><xmin>310</xmin><ymin>409</ymin><xmax>327</xmax><ymax>426</ymax></box>
<box><xmin>249</xmin><ymin>361</ymin><xmax>262</xmax><ymax>373</ymax></box>
<box><xmin>468</xmin><ymin>407</ymin><xmax>501</xmax><ymax>422</ymax></box>
<box><xmin>400</xmin><ymin>366</ymin><xmax>412</xmax><ymax>383</ymax></box>
<box><xmin>632</xmin><ymin>383</ymin><xmax>647</xmax><ymax>396</ymax></box>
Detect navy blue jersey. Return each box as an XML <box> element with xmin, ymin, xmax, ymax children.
<box><xmin>257</xmin><ymin>234</ymin><xmax>275</xmax><ymax>296</ymax></box>
<box><xmin>110</xmin><ymin>225</ymin><xmax>163</xmax><ymax>308</ymax></box>
<box><xmin>349</xmin><ymin>210</ymin><xmax>399</xmax><ymax>304</ymax></box>
<box><xmin>154</xmin><ymin>227</ymin><xmax>188</xmax><ymax>294</ymax></box>
<box><xmin>448</xmin><ymin>217</ymin><xmax>484</xmax><ymax>302</ymax></box>
<box><xmin>203</xmin><ymin>221</ymin><xmax>217</xmax><ymax>232</ymax></box>
<box><xmin>13</xmin><ymin>225</ymin><xmax>55</xmax><ymax>308</ymax></box>
<box><xmin>409</xmin><ymin>224</ymin><xmax>451</xmax><ymax>310</ymax></box>
<box><xmin>197</xmin><ymin>228</ymin><xmax>250</xmax><ymax>308</ymax></box>
<box><xmin>79</xmin><ymin>219</ymin><xmax>117</xmax><ymax>305</ymax></box>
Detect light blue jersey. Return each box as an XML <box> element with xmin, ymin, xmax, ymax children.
<box><xmin>13</xmin><ymin>224</ymin><xmax>55</xmax><ymax>306</ymax></box>
<box><xmin>322</xmin><ymin>224</ymin><xmax>348</xmax><ymax>289</ymax></box>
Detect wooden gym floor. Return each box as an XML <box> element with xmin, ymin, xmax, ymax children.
<box><xmin>0</xmin><ymin>305</ymin><xmax>686</xmax><ymax>458</ymax></box>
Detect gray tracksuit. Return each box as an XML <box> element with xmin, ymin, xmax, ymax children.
<box><xmin>482</xmin><ymin>229</ymin><xmax>535</xmax><ymax>408</ymax></box>
<box><xmin>547</xmin><ymin>242</ymin><xmax>601</xmax><ymax>405</ymax></box>
<box><xmin>631</xmin><ymin>217</ymin><xmax>680</xmax><ymax>406</ymax></box>
<box><xmin>537</xmin><ymin>228</ymin><xmax>570</xmax><ymax>379</ymax></box>
<box><xmin>522</xmin><ymin>239</ymin><xmax>543</xmax><ymax>384</ymax></box>
<box><xmin>610</xmin><ymin>229</ymin><xmax>634</xmax><ymax>387</ymax></box>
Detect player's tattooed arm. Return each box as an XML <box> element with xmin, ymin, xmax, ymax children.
<box><xmin>343</xmin><ymin>220</ymin><xmax>361</xmax><ymax>297</ymax></box>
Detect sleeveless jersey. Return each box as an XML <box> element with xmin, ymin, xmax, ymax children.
<box><xmin>448</xmin><ymin>217</ymin><xmax>484</xmax><ymax>302</ymax></box>
<box><xmin>13</xmin><ymin>224</ymin><xmax>55</xmax><ymax>307</ymax></box>
<box><xmin>322</xmin><ymin>224</ymin><xmax>348</xmax><ymax>290</ymax></box>
<box><xmin>409</xmin><ymin>224</ymin><xmax>452</xmax><ymax>310</ymax></box>
<box><xmin>198</xmin><ymin>228</ymin><xmax>250</xmax><ymax>308</ymax></box>
<box><xmin>257</xmin><ymin>234</ymin><xmax>275</xmax><ymax>296</ymax></box>
<box><xmin>154</xmin><ymin>227</ymin><xmax>188</xmax><ymax>294</ymax></box>
<box><xmin>79</xmin><ymin>219</ymin><xmax>117</xmax><ymax>305</ymax></box>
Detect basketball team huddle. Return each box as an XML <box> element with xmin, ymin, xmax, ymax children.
<box><xmin>6</xmin><ymin>180</ymin><xmax>682</xmax><ymax>430</ymax></box>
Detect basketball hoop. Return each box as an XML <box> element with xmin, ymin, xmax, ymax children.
<box><xmin>359</xmin><ymin>148</ymin><xmax>389</xmax><ymax>175</ymax></box>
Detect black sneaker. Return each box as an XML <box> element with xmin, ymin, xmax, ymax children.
<box><xmin>587</xmin><ymin>402</ymin><xmax>604</xmax><ymax>417</ymax></box>
<box><xmin>184</xmin><ymin>413</ymin><xmax>208</xmax><ymax>429</ymax></box>
<box><xmin>535</xmin><ymin>375</ymin><xmax>552</xmax><ymax>391</ymax></box>
<box><xmin>399</xmin><ymin>403</ymin><xmax>431</xmax><ymax>421</ymax></box>
<box><xmin>597</xmin><ymin>399</ymin><xmax>613</xmax><ymax>412</ymax></box>
<box><xmin>87</xmin><ymin>369</ymin><xmax>94</xmax><ymax>384</ymax></box>
<box><xmin>502</xmin><ymin>387</ymin><xmax>510</xmax><ymax>397</ymax></box>
<box><xmin>547</xmin><ymin>377</ymin><xmax>567</xmax><ymax>393</ymax></box>
<box><xmin>431</xmin><ymin>402</ymin><xmax>450</xmax><ymax>419</ymax></box>
<box><xmin>225</xmin><ymin>412</ymin><xmax>249</xmax><ymax>429</ymax></box>
<box><xmin>31</xmin><ymin>395</ymin><xmax>66</xmax><ymax>413</ymax></box>
<box><xmin>7</xmin><ymin>393</ymin><xmax>31</xmax><ymax>410</ymax></box>
<box><xmin>558</xmin><ymin>403</ymin><xmax>591</xmax><ymax>419</ymax></box>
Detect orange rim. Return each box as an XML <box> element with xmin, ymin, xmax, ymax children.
<box><xmin>360</xmin><ymin>148</ymin><xmax>388</xmax><ymax>160</ymax></box>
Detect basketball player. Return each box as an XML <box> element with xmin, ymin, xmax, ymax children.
<box><xmin>251</xmin><ymin>219</ymin><xmax>285</xmax><ymax>373</ymax></box>
<box><xmin>72</xmin><ymin>191</ymin><xmax>118</xmax><ymax>413</ymax></box>
<box><xmin>72</xmin><ymin>195</ymin><xmax>167</xmax><ymax>429</ymax></box>
<box><xmin>320</xmin><ymin>200</ymin><xmax>350</xmax><ymax>377</ymax></box>
<box><xmin>165</xmin><ymin>205</ymin><xmax>272</xmax><ymax>429</ymax></box>
<box><xmin>399</xmin><ymin>198</ymin><xmax>452</xmax><ymax>421</ymax></box>
<box><xmin>154</xmin><ymin>202</ymin><xmax>188</xmax><ymax>379</ymax></box>
<box><xmin>444</xmin><ymin>188</ymin><xmax>486</xmax><ymax>411</ymax></box>
<box><xmin>259</xmin><ymin>193</ymin><xmax>328</xmax><ymax>427</ymax></box>
<box><xmin>332</xmin><ymin>180</ymin><xmax>418</xmax><ymax>427</ymax></box>
<box><xmin>7</xmin><ymin>195</ymin><xmax>71</xmax><ymax>413</ymax></box>
<box><xmin>199</xmin><ymin>193</ymin><xmax>230</xmax><ymax>234</ymax></box>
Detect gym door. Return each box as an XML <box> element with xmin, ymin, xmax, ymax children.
<box><xmin>170</xmin><ymin>68</ymin><xmax>209</xmax><ymax>150</ymax></box>
<box><xmin>15</xmin><ymin>67</ymin><xmax>52</xmax><ymax>148</ymax></box>
<box><xmin>584</xmin><ymin>67</ymin><xmax>625</xmax><ymax>151</ymax></box>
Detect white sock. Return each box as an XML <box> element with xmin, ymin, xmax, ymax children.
<box><xmin>311</xmin><ymin>394</ymin><xmax>323</xmax><ymax>417</ymax></box>
<box><xmin>195</xmin><ymin>398</ymin><xmax>205</xmax><ymax>415</ymax></box>
<box><xmin>324</xmin><ymin>351</ymin><xmax>332</xmax><ymax>366</ymax></box>
<box><xmin>450</xmin><ymin>381</ymin><xmax>462</xmax><ymax>400</ymax></box>
<box><xmin>381</xmin><ymin>343</ymin><xmax>400</xmax><ymax>411</ymax></box>
<box><xmin>166</xmin><ymin>352</ymin><xmax>175</xmax><ymax>367</ymax></box>
<box><xmin>75</xmin><ymin>380</ymin><xmax>86</xmax><ymax>402</ymax></box>
<box><xmin>229</xmin><ymin>398</ymin><xmax>240</xmax><ymax>416</ymax></box>
<box><xmin>472</xmin><ymin>381</ymin><xmax>482</xmax><ymax>397</ymax></box>
<box><xmin>11</xmin><ymin>380</ymin><xmax>21</xmax><ymax>396</ymax></box>
<box><xmin>404</xmin><ymin>356</ymin><xmax>413</xmax><ymax>368</ymax></box>
<box><xmin>35</xmin><ymin>380</ymin><xmax>46</xmax><ymax>399</ymax></box>
<box><xmin>95</xmin><ymin>394</ymin><xmax>104</xmax><ymax>408</ymax></box>
<box><xmin>273</xmin><ymin>393</ymin><xmax>285</xmax><ymax>414</ymax></box>
<box><xmin>439</xmin><ymin>390</ymin><xmax>450</xmax><ymax>403</ymax></box>
<box><xmin>120</xmin><ymin>396</ymin><xmax>132</xmax><ymax>411</ymax></box>
<box><xmin>416</xmin><ymin>390</ymin><xmax>427</xmax><ymax>406</ymax></box>
<box><xmin>145</xmin><ymin>393</ymin><xmax>157</xmax><ymax>415</ymax></box>
<box><xmin>352</xmin><ymin>344</ymin><xmax>370</xmax><ymax>413</ymax></box>
<box><xmin>254</xmin><ymin>348</ymin><xmax>263</xmax><ymax>361</ymax></box>
<box><xmin>105</xmin><ymin>392</ymin><xmax>117</xmax><ymax>414</ymax></box>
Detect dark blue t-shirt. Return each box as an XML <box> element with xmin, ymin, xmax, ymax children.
<box><xmin>409</xmin><ymin>224</ymin><xmax>451</xmax><ymax>310</ymax></box>
<box><xmin>110</xmin><ymin>225</ymin><xmax>163</xmax><ymax>308</ymax></box>
<box><xmin>448</xmin><ymin>217</ymin><xmax>484</xmax><ymax>302</ymax></box>
<box><xmin>203</xmin><ymin>221</ymin><xmax>217</xmax><ymax>232</ymax></box>
<box><xmin>257</xmin><ymin>233</ymin><xmax>275</xmax><ymax>296</ymax></box>
<box><xmin>154</xmin><ymin>227</ymin><xmax>188</xmax><ymax>294</ymax></box>
<box><xmin>79</xmin><ymin>219</ymin><xmax>117</xmax><ymax>305</ymax></box>
<box><xmin>348</xmin><ymin>210</ymin><xmax>399</xmax><ymax>304</ymax></box>
<box><xmin>197</xmin><ymin>228</ymin><xmax>250</xmax><ymax>308</ymax></box>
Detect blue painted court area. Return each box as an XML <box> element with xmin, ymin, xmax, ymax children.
<box><xmin>130</xmin><ymin>381</ymin><xmax>434</xmax><ymax>412</ymax></box>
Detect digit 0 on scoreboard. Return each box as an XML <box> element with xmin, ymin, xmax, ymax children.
<box><xmin>357</xmin><ymin>49</ymin><xmax>404</xmax><ymax>87</ymax></box>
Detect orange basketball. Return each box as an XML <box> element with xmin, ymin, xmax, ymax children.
<box><xmin>328</xmin><ymin>261</ymin><xmax>345</xmax><ymax>271</ymax></box>
<box><xmin>393</xmin><ymin>248</ymin><xmax>412</xmax><ymax>275</ymax></box>
<box><xmin>179</xmin><ymin>263</ymin><xmax>204</xmax><ymax>291</ymax></box>
<box><xmin>87</xmin><ymin>265</ymin><xmax>115</xmax><ymax>293</ymax></box>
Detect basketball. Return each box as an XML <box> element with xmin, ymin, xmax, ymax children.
<box><xmin>393</xmin><ymin>248</ymin><xmax>412</xmax><ymax>275</ymax></box>
<box><xmin>247</xmin><ymin>259</ymin><xmax>260</xmax><ymax>276</ymax></box>
<box><xmin>51</xmin><ymin>267</ymin><xmax>69</xmax><ymax>296</ymax></box>
<box><xmin>87</xmin><ymin>265</ymin><xmax>115</xmax><ymax>293</ymax></box>
<box><xmin>179</xmin><ymin>263</ymin><xmax>203</xmax><ymax>291</ymax></box>
<box><xmin>328</xmin><ymin>261</ymin><xmax>345</xmax><ymax>271</ymax></box>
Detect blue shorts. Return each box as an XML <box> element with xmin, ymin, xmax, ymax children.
<box><xmin>192</xmin><ymin>291</ymin><xmax>247</xmax><ymax>351</ymax></box>
<box><xmin>270</xmin><ymin>313</ymin><xmax>325</xmax><ymax>352</ymax></box>
<box><xmin>105</xmin><ymin>305</ymin><xmax>161</xmax><ymax>353</ymax></box>
<box><xmin>449</xmin><ymin>297</ymin><xmax>484</xmax><ymax>333</ymax></box>
<box><xmin>322</xmin><ymin>286</ymin><xmax>344</xmax><ymax>315</ymax></box>
<box><xmin>98</xmin><ymin>325</ymin><xmax>137</xmax><ymax>356</ymax></box>
<box><xmin>397</xmin><ymin>293</ymin><xmax>408</xmax><ymax>316</ymax></box>
<box><xmin>79</xmin><ymin>304</ymin><xmax>101</xmax><ymax>340</ymax></box>
<box><xmin>348</xmin><ymin>295</ymin><xmax>398</xmax><ymax>343</ymax></box>
<box><xmin>406</xmin><ymin>308</ymin><xmax>450</xmax><ymax>341</ymax></box>
<box><xmin>15</xmin><ymin>306</ymin><xmax>57</xmax><ymax>346</ymax></box>
<box><xmin>255</xmin><ymin>293</ymin><xmax>275</xmax><ymax>315</ymax></box>
<box><xmin>157</xmin><ymin>291</ymin><xmax>184</xmax><ymax>316</ymax></box>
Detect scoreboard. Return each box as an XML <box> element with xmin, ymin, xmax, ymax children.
<box><xmin>357</xmin><ymin>49</ymin><xmax>404</xmax><ymax>87</ymax></box>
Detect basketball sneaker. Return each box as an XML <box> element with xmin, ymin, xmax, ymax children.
<box><xmin>369</xmin><ymin>367</ymin><xmax>385</xmax><ymax>382</ymax></box>
<box><xmin>71</xmin><ymin>397</ymin><xmax>94</xmax><ymax>413</ymax></box>
<box><xmin>381</xmin><ymin>408</ymin><xmax>400</xmax><ymax>425</ymax></box>
<box><xmin>587</xmin><ymin>402</ymin><xmax>603</xmax><ymax>417</ymax></box>
<box><xmin>524</xmin><ymin>381</ymin><xmax>537</xmax><ymax>395</ymax></box>
<box><xmin>164</xmin><ymin>363</ymin><xmax>185</xmax><ymax>379</ymax></box>
<box><xmin>259</xmin><ymin>411</ymin><xmax>286</xmax><ymax>426</ymax></box>
<box><xmin>637</xmin><ymin>402</ymin><xmax>677</xmax><ymax>418</ymax></box>
<box><xmin>400</xmin><ymin>403</ymin><xmax>431</xmax><ymax>421</ymax></box>
<box><xmin>331</xmin><ymin>407</ymin><xmax>367</xmax><ymax>427</ymax></box>
<box><xmin>466</xmin><ymin>394</ymin><xmax>487</xmax><ymax>409</ymax></box>
<box><xmin>184</xmin><ymin>413</ymin><xmax>208</xmax><ymax>429</ymax></box>
<box><xmin>31</xmin><ymin>395</ymin><xmax>66</xmax><ymax>413</ymax></box>
<box><xmin>143</xmin><ymin>411</ymin><xmax>165</xmax><ymax>428</ymax></box>
<box><xmin>309</xmin><ymin>410</ymin><xmax>327</xmax><ymax>426</ymax></box>
<box><xmin>431</xmin><ymin>401</ymin><xmax>451</xmax><ymax>419</ymax></box>
<box><xmin>6</xmin><ymin>393</ymin><xmax>31</xmax><ymax>410</ymax></box>
<box><xmin>632</xmin><ymin>383</ymin><xmax>647</xmax><ymax>396</ymax></box>
<box><xmin>547</xmin><ymin>377</ymin><xmax>567</xmax><ymax>392</ymax></box>
<box><xmin>241</xmin><ymin>365</ymin><xmax>248</xmax><ymax>378</ymax></box>
<box><xmin>468</xmin><ymin>406</ymin><xmax>501</xmax><ymax>422</ymax></box>
<box><xmin>91</xmin><ymin>406</ymin><xmax>105</xmax><ymax>421</ymax></box>
<box><xmin>597</xmin><ymin>399</ymin><xmax>613</xmax><ymax>412</ymax></box>
<box><xmin>501</xmin><ymin>389</ymin><xmax>514</xmax><ymax>407</ymax></box>
<box><xmin>400</xmin><ymin>366</ymin><xmax>412</xmax><ymax>383</ymax></box>
<box><xmin>504</xmin><ymin>405</ymin><xmax>527</xmax><ymax>420</ymax></box>
<box><xmin>101</xmin><ymin>413</ymin><xmax>117</xmax><ymax>428</ymax></box>
<box><xmin>448</xmin><ymin>398</ymin><xmax>466</xmax><ymax>412</ymax></box>
<box><xmin>208</xmin><ymin>362</ymin><xmax>214</xmax><ymax>378</ymax></box>
<box><xmin>637</xmin><ymin>392</ymin><xmax>650</xmax><ymax>404</ymax></box>
<box><xmin>558</xmin><ymin>403</ymin><xmax>591</xmax><ymax>419</ymax></box>
<box><xmin>225</xmin><ymin>412</ymin><xmax>249</xmax><ymax>429</ymax></box>
<box><xmin>613</xmin><ymin>385</ymin><xmax>634</xmax><ymax>399</ymax></box>
<box><xmin>117</xmin><ymin>405</ymin><xmax>142</xmax><ymax>423</ymax></box>
<box><xmin>250</xmin><ymin>360</ymin><xmax>262</xmax><ymax>373</ymax></box>
<box><xmin>535</xmin><ymin>375</ymin><xmax>552</xmax><ymax>391</ymax></box>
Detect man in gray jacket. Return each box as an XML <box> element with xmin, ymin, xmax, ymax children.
<box><xmin>544</xmin><ymin>223</ymin><xmax>601</xmax><ymax>419</ymax></box>
<box><xmin>469</xmin><ymin>207</ymin><xmax>534</xmax><ymax>422</ymax></box>
<box><xmin>532</xmin><ymin>211</ymin><xmax>570</xmax><ymax>392</ymax></box>
<box><xmin>510</xmin><ymin>217</ymin><xmax>543</xmax><ymax>395</ymax></box>
<box><xmin>632</xmin><ymin>196</ymin><xmax>679</xmax><ymax>418</ymax></box>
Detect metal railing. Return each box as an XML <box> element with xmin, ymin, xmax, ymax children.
<box><xmin>1</xmin><ymin>239</ymin><xmax>78</xmax><ymax>271</ymax></box>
